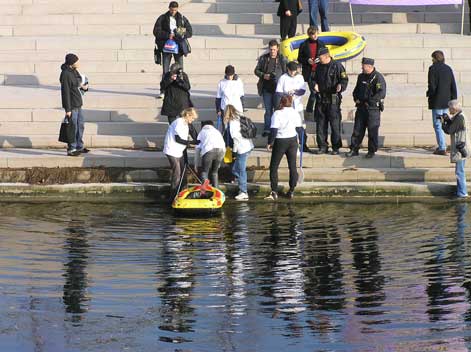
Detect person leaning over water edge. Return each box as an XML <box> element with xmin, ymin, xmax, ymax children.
<box><xmin>153</xmin><ymin>1</ymin><xmax>193</xmax><ymax>99</ymax></box>
<box><xmin>254</xmin><ymin>39</ymin><xmax>287</xmax><ymax>137</ymax></box>
<box><xmin>196</xmin><ymin>121</ymin><xmax>225</xmax><ymax>188</ymax></box>
<box><xmin>60</xmin><ymin>53</ymin><xmax>89</xmax><ymax>157</ymax></box>
<box><xmin>224</xmin><ymin>105</ymin><xmax>254</xmax><ymax>201</ymax></box>
<box><xmin>163</xmin><ymin>108</ymin><xmax>199</xmax><ymax>201</ymax></box>
<box><xmin>427</xmin><ymin>50</ymin><xmax>457</xmax><ymax>156</ymax></box>
<box><xmin>265</xmin><ymin>95</ymin><xmax>303</xmax><ymax>201</ymax></box>
<box><xmin>441</xmin><ymin>100</ymin><xmax>471</xmax><ymax>199</ymax></box>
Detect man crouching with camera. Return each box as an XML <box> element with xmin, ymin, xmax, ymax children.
<box><xmin>441</xmin><ymin>99</ymin><xmax>471</xmax><ymax>198</ymax></box>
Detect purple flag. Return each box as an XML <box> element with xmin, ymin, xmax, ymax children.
<box><xmin>350</xmin><ymin>0</ymin><xmax>462</xmax><ymax>5</ymax></box>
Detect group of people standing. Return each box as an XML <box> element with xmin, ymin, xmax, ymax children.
<box><xmin>58</xmin><ymin>1</ymin><xmax>470</xmax><ymax>201</ymax></box>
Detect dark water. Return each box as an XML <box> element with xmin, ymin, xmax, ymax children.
<box><xmin>1</xmin><ymin>202</ymin><xmax>471</xmax><ymax>351</ymax></box>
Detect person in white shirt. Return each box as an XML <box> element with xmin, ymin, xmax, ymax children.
<box><xmin>265</xmin><ymin>95</ymin><xmax>302</xmax><ymax>200</ymax></box>
<box><xmin>216</xmin><ymin>65</ymin><xmax>245</xmax><ymax>119</ymax></box>
<box><xmin>276</xmin><ymin>61</ymin><xmax>309</xmax><ymax>152</ymax></box>
<box><xmin>163</xmin><ymin>107</ymin><xmax>198</xmax><ymax>199</ymax></box>
<box><xmin>196</xmin><ymin>120</ymin><xmax>226</xmax><ymax>188</ymax></box>
<box><xmin>224</xmin><ymin>104</ymin><xmax>254</xmax><ymax>201</ymax></box>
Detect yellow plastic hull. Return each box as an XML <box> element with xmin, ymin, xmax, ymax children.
<box><xmin>281</xmin><ymin>31</ymin><xmax>366</xmax><ymax>62</ymax></box>
<box><xmin>172</xmin><ymin>185</ymin><xmax>225</xmax><ymax>212</ymax></box>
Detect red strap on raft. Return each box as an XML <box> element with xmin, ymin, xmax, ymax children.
<box><xmin>194</xmin><ymin>179</ymin><xmax>211</xmax><ymax>194</ymax></box>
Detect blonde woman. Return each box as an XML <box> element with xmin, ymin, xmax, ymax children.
<box><xmin>163</xmin><ymin>107</ymin><xmax>198</xmax><ymax>199</ymax></box>
<box><xmin>224</xmin><ymin>104</ymin><xmax>254</xmax><ymax>201</ymax></box>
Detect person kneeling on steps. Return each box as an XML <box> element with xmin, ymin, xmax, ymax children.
<box><xmin>265</xmin><ymin>95</ymin><xmax>303</xmax><ymax>200</ymax></box>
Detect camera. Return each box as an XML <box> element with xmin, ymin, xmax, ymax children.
<box><xmin>437</xmin><ymin>113</ymin><xmax>449</xmax><ymax>123</ymax></box>
<box><xmin>456</xmin><ymin>142</ymin><xmax>468</xmax><ymax>158</ymax></box>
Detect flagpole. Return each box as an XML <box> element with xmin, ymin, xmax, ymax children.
<box><xmin>461</xmin><ymin>0</ymin><xmax>465</xmax><ymax>35</ymax></box>
<box><xmin>349</xmin><ymin>1</ymin><xmax>355</xmax><ymax>31</ymax></box>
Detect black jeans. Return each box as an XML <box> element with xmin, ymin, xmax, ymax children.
<box><xmin>167</xmin><ymin>154</ymin><xmax>186</xmax><ymax>199</ymax></box>
<box><xmin>162</xmin><ymin>53</ymin><xmax>184</xmax><ymax>76</ymax></box>
<box><xmin>201</xmin><ymin>149</ymin><xmax>225</xmax><ymax>188</ymax></box>
<box><xmin>269</xmin><ymin>136</ymin><xmax>299</xmax><ymax>192</ymax></box>
<box><xmin>280</xmin><ymin>15</ymin><xmax>297</xmax><ymax>40</ymax></box>
<box><xmin>350</xmin><ymin>107</ymin><xmax>381</xmax><ymax>153</ymax></box>
<box><xmin>315</xmin><ymin>102</ymin><xmax>342</xmax><ymax>151</ymax></box>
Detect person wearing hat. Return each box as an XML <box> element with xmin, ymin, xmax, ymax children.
<box><xmin>311</xmin><ymin>47</ymin><xmax>348</xmax><ymax>155</ymax></box>
<box><xmin>276</xmin><ymin>61</ymin><xmax>309</xmax><ymax>152</ymax></box>
<box><xmin>346</xmin><ymin>57</ymin><xmax>387</xmax><ymax>159</ymax></box>
<box><xmin>60</xmin><ymin>53</ymin><xmax>89</xmax><ymax>156</ymax></box>
<box><xmin>216</xmin><ymin>65</ymin><xmax>245</xmax><ymax>117</ymax></box>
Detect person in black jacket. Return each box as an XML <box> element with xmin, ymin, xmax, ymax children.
<box><xmin>346</xmin><ymin>58</ymin><xmax>387</xmax><ymax>159</ymax></box>
<box><xmin>254</xmin><ymin>39</ymin><xmax>288</xmax><ymax>136</ymax></box>
<box><xmin>59</xmin><ymin>53</ymin><xmax>89</xmax><ymax>156</ymax></box>
<box><xmin>311</xmin><ymin>47</ymin><xmax>348</xmax><ymax>154</ymax></box>
<box><xmin>160</xmin><ymin>63</ymin><xmax>197</xmax><ymax>140</ymax></box>
<box><xmin>297</xmin><ymin>26</ymin><xmax>325</xmax><ymax>113</ymax></box>
<box><xmin>277</xmin><ymin>0</ymin><xmax>301</xmax><ymax>40</ymax></box>
<box><xmin>426</xmin><ymin>50</ymin><xmax>457</xmax><ymax>155</ymax></box>
<box><xmin>153</xmin><ymin>1</ymin><xmax>193</xmax><ymax>98</ymax></box>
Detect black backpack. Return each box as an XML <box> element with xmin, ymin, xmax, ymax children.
<box><xmin>239</xmin><ymin>116</ymin><xmax>257</xmax><ymax>139</ymax></box>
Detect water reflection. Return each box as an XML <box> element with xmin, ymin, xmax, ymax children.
<box><xmin>1</xmin><ymin>202</ymin><xmax>471</xmax><ymax>351</ymax></box>
<box><xmin>63</xmin><ymin>220</ymin><xmax>90</xmax><ymax>320</ymax></box>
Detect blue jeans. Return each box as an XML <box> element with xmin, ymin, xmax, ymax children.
<box><xmin>232</xmin><ymin>151</ymin><xmax>249</xmax><ymax>193</ymax></box>
<box><xmin>456</xmin><ymin>159</ymin><xmax>468</xmax><ymax>197</ymax></box>
<box><xmin>309</xmin><ymin>0</ymin><xmax>330</xmax><ymax>32</ymax></box>
<box><xmin>262</xmin><ymin>91</ymin><xmax>277</xmax><ymax>132</ymax></box>
<box><xmin>432</xmin><ymin>109</ymin><xmax>447</xmax><ymax>151</ymax></box>
<box><xmin>68</xmin><ymin>108</ymin><xmax>85</xmax><ymax>151</ymax></box>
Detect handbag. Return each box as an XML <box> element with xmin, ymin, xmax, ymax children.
<box><xmin>58</xmin><ymin>116</ymin><xmax>76</xmax><ymax>144</ymax></box>
<box><xmin>224</xmin><ymin>147</ymin><xmax>233</xmax><ymax>164</ymax></box>
<box><xmin>162</xmin><ymin>39</ymin><xmax>179</xmax><ymax>54</ymax></box>
<box><xmin>154</xmin><ymin>44</ymin><xmax>161</xmax><ymax>65</ymax></box>
<box><xmin>180</xmin><ymin>38</ymin><xmax>191</xmax><ymax>56</ymax></box>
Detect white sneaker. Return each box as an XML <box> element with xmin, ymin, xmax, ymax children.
<box><xmin>235</xmin><ymin>192</ymin><xmax>249</xmax><ymax>201</ymax></box>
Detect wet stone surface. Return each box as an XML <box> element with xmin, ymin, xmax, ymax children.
<box><xmin>1</xmin><ymin>202</ymin><xmax>471</xmax><ymax>351</ymax></box>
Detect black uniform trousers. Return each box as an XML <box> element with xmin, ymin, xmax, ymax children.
<box><xmin>270</xmin><ymin>136</ymin><xmax>299</xmax><ymax>192</ymax></box>
<box><xmin>315</xmin><ymin>102</ymin><xmax>342</xmax><ymax>151</ymax></box>
<box><xmin>350</xmin><ymin>106</ymin><xmax>381</xmax><ymax>153</ymax></box>
<box><xmin>280</xmin><ymin>15</ymin><xmax>297</xmax><ymax>40</ymax></box>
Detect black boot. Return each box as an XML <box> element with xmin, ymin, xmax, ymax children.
<box><xmin>345</xmin><ymin>149</ymin><xmax>359</xmax><ymax>157</ymax></box>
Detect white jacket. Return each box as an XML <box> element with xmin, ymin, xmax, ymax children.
<box><xmin>229</xmin><ymin>119</ymin><xmax>254</xmax><ymax>154</ymax></box>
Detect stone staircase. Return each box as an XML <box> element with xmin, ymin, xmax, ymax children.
<box><xmin>0</xmin><ymin>0</ymin><xmax>470</xmax><ymax>150</ymax></box>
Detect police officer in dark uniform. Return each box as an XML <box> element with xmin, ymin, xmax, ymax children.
<box><xmin>346</xmin><ymin>57</ymin><xmax>387</xmax><ymax>159</ymax></box>
<box><xmin>311</xmin><ymin>47</ymin><xmax>348</xmax><ymax>155</ymax></box>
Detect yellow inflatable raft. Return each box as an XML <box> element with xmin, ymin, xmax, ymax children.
<box><xmin>172</xmin><ymin>180</ymin><xmax>225</xmax><ymax>214</ymax></box>
<box><xmin>281</xmin><ymin>31</ymin><xmax>366</xmax><ymax>62</ymax></box>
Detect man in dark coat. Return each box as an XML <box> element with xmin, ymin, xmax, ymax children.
<box><xmin>254</xmin><ymin>39</ymin><xmax>288</xmax><ymax>136</ymax></box>
<box><xmin>311</xmin><ymin>47</ymin><xmax>348</xmax><ymax>154</ymax></box>
<box><xmin>277</xmin><ymin>0</ymin><xmax>301</xmax><ymax>40</ymax></box>
<box><xmin>153</xmin><ymin>1</ymin><xmax>193</xmax><ymax>98</ymax></box>
<box><xmin>346</xmin><ymin>58</ymin><xmax>387</xmax><ymax>159</ymax></box>
<box><xmin>426</xmin><ymin>50</ymin><xmax>457</xmax><ymax>155</ymax></box>
<box><xmin>297</xmin><ymin>26</ymin><xmax>325</xmax><ymax>113</ymax></box>
<box><xmin>160</xmin><ymin>63</ymin><xmax>197</xmax><ymax>140</ymax></box>
<box><xmin>60</xmin><ymin>53</ymin><xmax>89</xmax><ymax>156</ymax></box>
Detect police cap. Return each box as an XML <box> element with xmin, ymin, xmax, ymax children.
<box><xmin>361</xmin><ymin>57</ymin><xmax>375</xmax><ymax>66</ymax></box>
